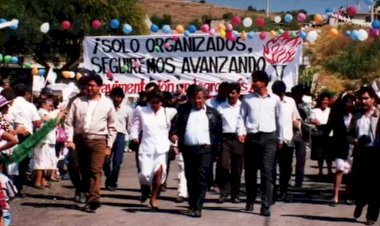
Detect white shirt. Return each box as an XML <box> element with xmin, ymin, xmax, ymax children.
<box><xmin>280</xmin><ymin>96</ymin><xmax>301</xmax><ymax>146</ymax></box>
<box><xmin>131</xmin><ymin>106</ymin><xmax>177</xmax><ymax>154</ymax></box>
<box><xmin>10</xmin><ymin>97</ymin><xmax>41</xmax><ymax>134</ymax></box>
<box><xmin>357</xmin><ymin>113</ymin><xmax>374</xmax><ymax>146</ymax></box>
<box><xmin>217</xmin><ymin>100</ymin><xmax>241</xmax><ymax>133</ymax></box>
<box><xmin>115</xmin><ymin>104</ymin><xmax>133</xmax><ymax>136</ymax></box>
<box><xmin>84</xmin><ymin>99</ymin><xmax>99</xmax><ymax>133</ymax></box>
<box><xmin>310</xmin><ymin>107</ymin><xmax>332</xmax><ymax>136</ymax></box>
<box><xmin>237</xmin><ymin>93</ymin><xmax>284</xmax><ymax>142</ymax></box>
<box><xmin>38</xmin><ymin>108</ymin><xmax>59</xmax><ymax>144</ymax></box>
<box><xmin>184</xmin><ymin>107</ymin><xmax>211</xmax><ymax>145</ymax></box>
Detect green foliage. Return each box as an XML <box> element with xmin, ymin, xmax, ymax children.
<box><xmin>150</xmin><ymin>14</ymin><xmax>172</xmax><ymax>26</ymax></box>
<box><xmin>0</xmin><ymin>0</ymin><xmax>148</xmax><ymax>68</ymax></box>
<box><xmin>222</xmin><ymin>12</ymin><xmax>234</xmax><ymax>20</ymax></box>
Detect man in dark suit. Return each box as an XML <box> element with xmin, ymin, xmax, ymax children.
<box><xmin>170</xmin><ymin>85</ymin><xmax>223</xmax><ymax>218</ymax></box>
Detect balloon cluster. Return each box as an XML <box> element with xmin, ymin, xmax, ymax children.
<box><xmin>0</xmin><ymin>54</ymin><xmax>19</xmax><ymax>64</ymax></box>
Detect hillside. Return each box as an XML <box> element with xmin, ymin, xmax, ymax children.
<box><xmin>139</xmin><ymin>0</ymin><xmax>266</xmax><ymax>25</ymax></box>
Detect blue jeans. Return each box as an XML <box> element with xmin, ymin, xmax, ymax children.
<box><xmin>103</xmin><ymin>133</ymin><xmax>125</xmax><ymax>188</ymax></box>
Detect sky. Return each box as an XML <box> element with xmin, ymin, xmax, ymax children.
<box><xmin>203</xmin><ymin>0</ymin><xmax>372</xmax><ymax>14</ymax></box>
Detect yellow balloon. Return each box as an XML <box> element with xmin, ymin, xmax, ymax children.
<box><xmin>217</xmin><ymin>23</ymin><xmax>226</xmax><ymax>31</ymax></box>
<box><xmin>175</xmin><ymin>25</ymin><xmax>184</xmax><ymax>34</ymax></box>
<box><xmin>241</xmin><ymin>31</ymin><xmax>247</xmax><ymax>40</ymax></box>
<box><xmin>220</xmin><ymin>30</ymin><xmax>226</xmax><ymax>38</ymax></box>
<box><xmin>314</xmin><ymin>14</ymin><xmax>324</xmax><ymax>23</ymax></box>
<box><xmin>329</xmin><ymin>28</ymin><xmax>339</xmax><ymax>36</ymax></box>
<box><xmin>76</xmin><ymin>72</ymin><xmax>83</xmax><ymax>80</ymax></box>
<box><xmin>62</xmin><ymin>71</ymin><xmax>71</xmax><ymax>79</ymax></box>
<box><xmin>31</xmin><ymin>67</ymin><xmax>38</xmax><ymax>76</ymax></box>
<box><xmin>270</xmin><ymin>30</ymin><xmax>277</xmax><ymax>37</ymax></box>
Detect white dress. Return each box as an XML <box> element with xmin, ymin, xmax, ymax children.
<box><xmin>131</xmin><ymin>106</ymin><xmax>177</xmax><ymax>185</ymax></box>
<box><xmin>33</xmin><ymin>108</ymin><xmax>59</xmax><ymax>170</ymax></box>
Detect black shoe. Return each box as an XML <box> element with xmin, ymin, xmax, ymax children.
<box><xmin>89</xmin><ymin>201</ymin><xmax>101</xmax><ymax>211</ymax></box>
<box><xmin>231</xmin><ymin>197</ymin><xmax>240</xmax><ymax>204</ymax></box>
<box><xmin>354</xmin><ymin>205</ymin><xmax>364</xmax><ymax>219</ymax></box>
<box><xmin>191</xmin><ymin>210</ymin><xmax>202</xmax><ymax>218</ymax></box>
<box><xmin>218</xmin><ymin>195</ymin><xmax>227</xmax><ymax>203</ymax></box>
<box><xmin>245</xmin><ymin>203</ymin><xmax>254</xmax><ymax>211</ymax></box>
<box><xmin>365</xmin><ymin>219</ymin><xmax>376</xmax><ymax>225</ymax></box>
<box><xmin>260</xmin><ymin>207</ymin><xmax>271</xmax><ymax>217</ymax></box>
<box><xmin>161</xmin><ymin>183</ymin><xmax>167</xmax><ymax>192</ymax></box>
<box><xmin>108</xmin><ymin>186</ymin><xmax>117</xmax><ymax>192</ymax></box>
<box><xmin>278</xmin><ymin>192</ymin><xmax>288</xmax><ymax>201</ymax></box>
<box><xmin>175</xmin><ymin>196</ymin><xmax>186</xmax><ymax>203</ymax></box>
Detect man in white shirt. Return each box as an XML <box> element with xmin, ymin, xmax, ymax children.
<box><xmin>103</xmin><ymin>87</ymin><xmax>132</xmax><ymax>191</ymax></box>
<box><xmin>271</xmin><ymin>81</ymin><xmax>301</xmax><ymax>201</ymax></box>
<box><xmin>65</xmin><ymin>73</ymin><xmax>117</xmax><ymax>212</ymax></box>
<box><xmin>216</xmin><ymin>83</ymin><xmax>244</xmax><ymax>203</ymax></box>
<box><xmin>237</xmin><ymin>71</ymin><xmax>284</xmax><ymax>217</ymax></box>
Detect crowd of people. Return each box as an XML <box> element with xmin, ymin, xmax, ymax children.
<box><xmin>0</xmin><ymin>70</ymin><xmax>378</xmax><ymax>225</ymax></box>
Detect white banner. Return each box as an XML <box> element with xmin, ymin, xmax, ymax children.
<box><xmin>83</xmin><ymin>34</ymin><xmax>303</xmax><ymax>96</ymax></box>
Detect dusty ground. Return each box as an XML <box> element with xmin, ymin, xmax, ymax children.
<box><xmin>10</xmin><ymin>150</ymin><xmax>378</xmax><ymax>226</ymax></box>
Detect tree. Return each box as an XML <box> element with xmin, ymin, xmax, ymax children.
<box><xmin>0</xmin><ymin>0</ymin><xmax>148</xmax><ymax>72</ymax></box>
<box><xmin>150</xmin><ymin>14</ymin><xmax>172</xmax><ymax>27</ymax></box>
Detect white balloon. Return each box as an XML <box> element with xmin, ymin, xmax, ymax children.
<box><xmin>69</xmin><ymin>71</ymin><xmax>75</xmax><ymax>79</ymax></box>
<box><xmin>242</xmin><ymin>17</ymin><xmax>253</xmax><ymax>27</ymax></box>
<box><xmin>306</xmin><ymin>30</ymin><xmax>318</xmax><ymax>42</ymax></box>
<box><xmin>357</xmin><ymin>29</ymin><xmax>368</xmax><ymax>41</ymax></box>
<box><xmin>274</xmin><ymin>16</ymin><xmax>281</xmax><ymax>24</ymax></box>
<box><xmin>40</xmin><ymin>23</ymin><xmax>49</xmax><ymax>33</ymax></box>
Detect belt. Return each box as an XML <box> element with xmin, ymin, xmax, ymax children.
<box><xmin>223</xmin><ymin>133</ymin><xmax>237</xmax><ymax>138</ymax></box>
<box><xmin>184</xmin><ymin>144</ymin><xmax>211</xmax><ymax>149</ymax></box>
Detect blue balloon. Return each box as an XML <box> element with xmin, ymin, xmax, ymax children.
<box><xmin>10</xmin><ymin>23</ymin><xmax>18</xmax><ymax>30</ymax></box>
<box><xmin>150</xmin><ymin>24</ymin><xmax>159</xmax><ymax>33</ymax></box>
<box><xmin>284</xmin><ymin>14</ymin><xmax>293</xmax><ymax>23</ymax></box>
<box><xmin>184</xmin><ymin>30</ymin><xmax>190</xmax><ymax>36</ymax></box>
<box><xmin>325</xmin><ymin>8</ymin><xmax>334</xmax><ymax>14</ymax></box>
<box><xmin>0</xmin><ymin>18</ymin><xmax>6</xmax><ymax>23</ymax></box>
<box><xmin>372</xmin><ymin>20</ymin><xmax>380</xmax><ymax>29</ymax></box>
<box><xmin>162</xmin><ymin>24</ymin><xmax>171</xmax><ymax>34</ymax></box>
<box><xmin>345</xmin><ymin>30</ymin><xmax>351</xmax><ymax>37</ymax></box>
<box><xmin>233</xmin><ymin>30</ymin><xmax>240</xmax><ymax>37</ymax></box>
<box><xmin>364</xmin><ymin>0</ymin><xmax>373</xmax><ymax>5</ymax></box>
<box><xmin>11</xmin><ymin>56</ymin><xmax>18</xmax><ymax>64</ymax></box>
<box><xmin>187</xmin><ymin>24</ymin><xmax>197</xmax><ymax>33</ymax></box>
<box><xmin>351</xmin><ymin>30</ymin><xmax>359</xmax><ymax>41</ymax></box>
<box><xmin>109</xmin><ymin>19</ymin><xmax>120</xmax><ymax>29</ymax></box>
<box><xmin>122</xmin><ymin>24</ymin><xmax>133</xmax><ymax>34</ymax></box>
<box><xmin>38</xmin><ymin>69</ymin><xmax>46</xmax><ymax>76</ymax></box>
<box><xmin>299</xmin><ymin>31</ymin><xmax>307</xmax><ymax>39</ymax></box>
<box><xmin>247</xmin><ymin>31</ymin><xmax>254</xmax><ymax>39</ymax></box>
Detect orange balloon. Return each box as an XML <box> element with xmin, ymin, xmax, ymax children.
<box><xmin>241</xmin><ymin>31</ymin><xmax>247</xmax><ymax>40</ymax></box>
<box><xmin>175</xmin><ymin>25</ymin><xmax>184</xmax><ymax>34</ymax></box>
<box><xmin>330</xmin><ymin>28</ymin><xmax>339</xmax><ymax>36</ymax></box>
<box><xmin>76</xmin><ymin>73</ymin><xmax>83</xmax><ymax>80</ymax></box>
<box><xmin>31</xmin><ymin>67</ymin><xmax>38</xmax><ymax>76</ymax></box>
<box><xmin>217</xmin><ymin>23</ymin><xmax>226</xmax><ymax>31</ymax></box>
<box><xmin>62</xmin><ymin>71</ymin><xmax>71</xmax><ymax>79</ymax></box>
<box><xmin>314</xmin><ymin>14</ymin><xmax>324</xmax><ymax>23</ymax></box>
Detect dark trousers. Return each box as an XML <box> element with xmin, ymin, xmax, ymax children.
<box><xmin>218</xmin><ymin>134</ymin><xmax>243</xmax><ymax>198</ymax></box>
<box><xmin>15</xmin><ymin>135</ymin><xmax>30</xmax><ymax>192</ymax></box>
<box><xmin>274</xmin><ymin>144</ymin><xmax>294</xmax><ymax>194</ymax></box>
<box><xmin>351</xmin><ymin>146</ymin><xmax>380</xmax><ymax>221</ymax></box>
<box><xmin>182</xmin><ymin>145</ymin><xmax>212</xmax><ymax>212</ymax></box>
<box><xmin>244</xmin><ymin>132</ymin><xmax>277</xmax><ymax>209</ymax></box>
<box><xmin>103</xmin><ymin>133</ymin><xmax>125</xmax><ymax>188</ymax></box>
<box><xmin>294</xmin><ymin>140</ymin><xmax>306</xmax><ymax>187</ymax></box>
<box><xmin>67</xmin><ymin>147</ymin><xmax>82</xmax><ymax>194</ymax></box>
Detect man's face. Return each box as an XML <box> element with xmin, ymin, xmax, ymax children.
<box><xmin>252</xmin><ymin>79</ymin><xmax>265</xmax><ymax>92</ymax></box>
<box><xmin>191</xmin><ymin>91</ymin><xmax>206</xmax><ymax>110</ymax></box>
<box><xmin>112</xmin><ymin>96</ymin><xmax>123</xmax><ymax>107</ymax></box>
<box><xmin>228</xmin><ymin>89</ymin><xmax>240</xmax><ymax>103</ymax></box>
<box><xmin>149</xmin><ymin>97</ymin><xmax>162</xmax><ymax>112</ymax></box>
<box><xmin>360</xmin><ymin>92</ymin><xmax>375</xmax><ymax>110</ymax></box>
<box><xmin>3</xmin><ymin>83</ymin><xmax>10</xmax><ymax>89</ymax></box>
<box><xmin>87</xmin><ymin>81</ymin><xmax>100</xmax><ymax>97</ymax></box>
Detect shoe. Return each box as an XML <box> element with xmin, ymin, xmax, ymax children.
<box><xmin>175</xmin><ymin>196</ymin><xmax>186</xmax><ymax>203</ymax></box>
<box><xmin>108</xmin><ymin>186</ymin><xmax>117</xmax><ymax>192</ymax></box>
<box><xmin>218</xmin><ymin>195</ymin><xmax>227</xmax><ymax>203</ymax></box>
<box><xmin>149</xmin><ymin>200</ymin><xmax>159</xmax><ymax>211</ymax></box>
<box><xmin>354</xmin><ymin>205</ymin><xmax>364</xmax><ymax>219</ymax></box>
<box><xmin>245</xmin><ymin>203</ymin><xmax>254</xmax><ymax>211</ymax></box>
<box><xmin>365</xmin><ymin>219</ymin><xmax>376</xmax><ymax>225</ymax></box>
<box><xmin>17</xmin><ymin>192</ymin><xmax>27</xmax><ymax>198</ymax></box>
<box><xmin>160</xmin><ymin>183</ymin><xmax>167</xmax><ymax>192</ymax></box>
<box><xmin>278</xmin><ymin>192</ymin><xmax>288</xmax><ymax>201</ymax></box>
<box><xmin>89</xmin><ymin>201</ymin><xmax>101</xmax><ymax>211</ymax></box>
<box><xmin>74</xmin><ymin>193</ymin><xmax>86</xmax><ymax>204</ymax></box>
<box><xmin>79</xmin><ymin>204</ymin><xmax>94</xmax><ymax>213</ymax></box>
<box><xmin>260</xmin><ymin>207</ymin><xmax>271</xmax><ymax>217</ymax></box>
<box><xmin>185</xmin><ymin>207</ymin><xmax>195</xmax><ymax>215</ymax></box>
<box><xmin>231</xmin><ymin>197</ymin><xmax>240</xmax><ymax>204</ymax></box>
<box><xmin>191</xmin><ymin>210</ymin><xmax>202</xmax><ymax>218</ymax></box>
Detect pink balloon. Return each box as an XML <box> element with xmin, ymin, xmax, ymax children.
<box><xmin>133</xmin><ymin>59</ymin><xmax>141</xmax><ymax>68</ymax></box>
<box><xmin>172</xmin><ymin>36</ymin><xmax>179</xmax><ymax>41</ymax></box>
<box><xmin>283</xmin><ymin>31</ymin><xmax>290</xmax><ymax>39</ymax></box>
<box><xmin>209</xmin><ymin>28</ymin><xmax>215</xmax><ymax>35</ymax></box>
<box><xmin>231</xmin><ymin>16</ymin><xmax>241</xmax><ymax>26</ymax></box>
<box><xmin>347</xmin><ymin>6</ymin><xmax>357</xmax><ymax>17</ymax></box>
<box><xmin>106</xmin><ymin>71</ymin><xmax>113</xmax><ymax>80</ymax></box>
<box><xmin>259</xmin><ymin>32</ymin><xmax>266</xmax><ymax>40</ymax></box>
<box><xmin>297</xmin><ymin>13</ymin><xmax>307</xmax><ymax>22</ymax></box>
<box><xmin>226</xmin><ymin>23</ymin><xmax>233</xmax><ymax>31</ymax></box>
<box><xmin>92</xmin><ymin>20</ymin><xmax>101</xmax><ymax>29</ymax></box>
<box><xmin>164</xmin><ymin>43</ymin><xmax>171</xmax><ymax>49</ymax></box>
<box><xmin>201</xmin><ymin>24</ymin><xmax>210</xmax><ymax>33</ymax></box>
<box><xmin>226</xmin><ymin>31</ymin><xmax>236</xmax><ymax>41</ymax></box>
<box><xmin>256</xmin><ymin>18</ymin><xmax>265</xmax><ymax>27</ymax></box>
<box><xmin>370</xmin><ymin>28</ymin><xmax>379</xmax><ymax>37</ymax></box>
<box><xmin>61</xmin><ymin>20</ymin><xmax>71</xmax><ymax>30</ymax></box>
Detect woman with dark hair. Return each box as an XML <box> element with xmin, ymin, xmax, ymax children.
<box><xmin>326</xmin><ymin>93</ymin><xmax>356</xmax><ymax>205</ymax></box>
<box><xmin>310</xmin><ymin>92</ymin><xmax>334</xmax><ymax>176</ymax></box>
<box><xmin>349</xmin><ymin>86</ymin><xmax>380</xmax><ymax>225</ymax></box>
<box><xmin>130</xmin><ymin>90</ymin><xmax>177</xmax><ymax>210</ymax></box>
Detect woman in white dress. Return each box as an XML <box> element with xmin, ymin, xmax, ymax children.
<box><xmin>131</xmin><ymin>90</ymin><xmax>177</xmax><ymax>209</ymax></box>
<box><xmin>33</xmin><ymin>99</ymin><xmax>61</xmax><ymax>188</ymax></box>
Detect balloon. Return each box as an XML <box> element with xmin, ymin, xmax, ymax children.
<box><xmin>122</xmin><ymin>24</ymin><xmax>133</xmax><ymax>34</ymax></box>
<box><xmin>106</xmin><ymin>71</ymin><xmax>113</xmax><ymax>80</ymax></box>
<box><xmin>283</xmin><ymin>31</ymin><xmax>290</xmax><ymax>39</ymax></box>
<box><xmin>76</xmin><ymin>73</ymin><xmax>82</xmax><ymax>81</ymax></box>
<box><xmin>11</xmin><ymin>56</ymin><xmax>18</xmax><ymax>64</ymax></box>
<box><xmin>172</xmin><ymin>36</ymin><xmax>179</xmax><ymax>41</ymax></box>
<box><xmin>270</xmin><ymin>30</ymin><xmax>277</xmax><ymax>37</ymax></box>
<box><xmin>277</xmin><ymin>29</ymin><xmax>285</xmax><ymax>35</ymax></box>
<box><xmin>0</xmin><ymin>18</ymin><xmax>6</xmax><ymax>24</ymax></box>
<box><xmin>314</xmin><ymin>14</ymin><xmax>324</xmax><ymax>23</ymax></box>
<box><xmin>150</xmin><ymin>24</ymin><xmax>159</xmax><ymax>33</ymax></box>
<box><xmin>247</xmin><ymin>31</ymin><xmax>254</xmax><ymax>39</ymax></box>
<box><xmin>242</xmin><ymin>17</ymin><xmax>253</xmax><ymax>27</ymax></box>
<box><xmin>274</xmin><ymin>16</ymin><xmax>281</xmax><ymax>24</ymax></box>
<box><xmin>351</xmin><ymin>30</ymin><xmax>359</xmax><ymax>41</ymax></box>
<box><xmin>226</xmin><ymin>23</ymin><xmax>233</xmax><ymax>31</ymax></box>
<box><xmin>24</xmin><ymin>63</ymin><xmax>31</xmax><ymax>69</ymax></box>
<box><xmin>163</xmin><ymin>42</ymin><xmax>171</xmax><ymax>49</ymax></box>
<box><xmin>241</xmin><ymin>31</ymin><xmax>247</xmax><ymax>40</ymax></box>
<box><xmin>371</xmin><ymin>20</ymin><xmax>380</xmax><ymax>29</ymax></box>
<box><xmin>306</xmin><ymin>30</ymin><xmax>318</xmax><ymax>42</ymax></box>
<box><xmin>284</xmin><ymin>14</ymin><xmax>293</xmax><ymax>23</ymax></box>
<box><xmin>61</xmin><ymin>71</ymin><xmax>71</xmax><ymax>79</ymax></box>
<box><xmin>187</xmin><ymin>24</ymin><xmax>197</xmax><ymax>33</ymax></box>
<box><xmin>3</xmin><ymin>55</ymin><xmax>11</xmax><ymax>64</ymax></box>
<box><xmin>69</xmin><ymin>72</ymin><xmax>75</xmax><ymax>79</ymax></box>
<box><xmin>299</xmin><ymin>31</ymin><xmax>307</xmax><ymax>39</ymax></box>
<box><xmin>38</xmin><ymin>69</ymin><xmax>46</xmax><ymax>76</ymax></box>
<box><xmin>357</xmin><ymin>29</ymin><xmax>368</xmax><ymax>41</ymax></box>
<box><xmin>92</xmin><ymin>20</ymin><xmax>101</xmax><ymax>29</ymax></box>
<box><xmin>40</xmin><ymin>23</ymin><xmax>49</xmax><ymax>33</ymax></box>
<box><xmin>61</xmin><ymin>20</ymin><xmax>71</xmax><ymax>30</ymax></box>
<box><xmin>10</xmin><ymin>20</ymin><xmax>18</xmax><ymax>30</ymax></box>
<box><xmin>325</xmin><ymin>8</ymin><xmax>334</xmax><ymax>14</ymax></box>
<box><xmin>347</xmin><ymin>6</ymin><xmax>357</xmax><ymax>17</ymax></box>
<box><xmin>110</xmin><ymin>19</ymin><xmax>120</xmax><ymax>29</ymax></box>
<box><xmin>370</xmin><ymin>28</ymin><xmax>379</xmax><ymax>37</ymax></box>
<box><xmin>154</xmin><ymin>46</ymin><xmax>161</xmax><ymax>52</ymax></box>
<box><xmin>31</xmin><ymin>67</ymin><xmax>38</xmax><ymax>76</ymax></box>
<box><xmin>175</xmin><ymin>25</ymin><xmax>184</xmax><ymax>34</ymax></box>
<box><xmin>162</xmin><ymin>24</ymin><xmax>171</xmax><ymax>34</ymax></box>
<box><xmin>226</xmin><ymin>31</ymin><xmax>236</xmax><ymax>42</ymax></box>
<box><xmin>217</xmin><ymin>23</ymin><xmax>226</xmax><ymax>31</ymax></box>
<box><xmin>256</xmin><ymin>18</ymin><xmax>265</xmax><ymax>27</ymax></box>
<box><xmin>290</xmin><ymin>31</ymin><xmax>297</xmax><ymax>38</ymax></box>
<box><xmin>345</xmin><ymin>30</ymin><xmax>351</xmax><ymax>37</ymax></box>
<box><xmin>364</xmin><ymin>0</ymin><xmax>374</xmax><ymax>5</ymax></box>
<box><xmin>329</xmin><ymin>28</ymin><xmax>339</xmax><ymax>36</ymax></box>
<box><xmin>200</xmin><ymin>24</ymin><xmax>210</xmax><ymax>33</ymax></box>
<box><xmin>0</xmin><ymin>54</ymin><xmax>2</xmax><ymax>62</ymax></box>
<box><xmin>231</xmin><ymin>16</ymin><xmax>241</xmax><ymax>26</ymax></box>
<box><xmin>121</xmin><ymin>65</ymin><xmax>129</xmax><ymax>73</ymax></box>
<box><xmin>209</xmin><ymin>28</ymin><xmax>215</xmax><ymax>35</ymax></box>
<box><xmin>259</xmin><ymin>32</ymin><xmax>266</xmax><ymax>40</ymax></box>
<box><xmin>220</xmin><ymin>30</ymin><xmax>226</xmax><ymax>38</ymax></box>
<box><xmin>184</xmin><ymin>30</ymin><xmax>190</xmax><ymax>36</ymax></box>
<box><xmin>297</xmin><ymin>13</ymin><xmax>307</xmax><ymax>22</ymax></box>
